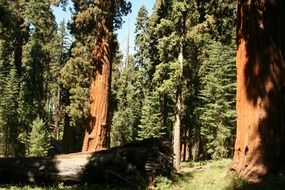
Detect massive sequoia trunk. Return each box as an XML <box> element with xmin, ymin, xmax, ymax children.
<box><xmin>231</xmin><ymin>0</ymin><xmax>285</xmax><ymax>182</ymax></box>
<box><xmin>0</xmin><ymin>139</ymin><xmax>173</xmax><ymax>185</ymax></box>
<box><xmin>82</xmin><ymin>1</ymin><xmax>113</xmax><ymax>152</ymax></box>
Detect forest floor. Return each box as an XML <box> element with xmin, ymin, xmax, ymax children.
<box><xmin>1</xmin><ymin>159</ymin><xmax>285</xmax><ymax>190</ymax></box>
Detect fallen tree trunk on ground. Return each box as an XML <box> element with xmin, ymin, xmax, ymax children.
<box><xmin>0</xmin><ymin>138</ymin><xmax>174</xmax><ymax>185</ymax></box>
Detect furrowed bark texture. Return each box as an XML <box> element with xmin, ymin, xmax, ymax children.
<box><xmin>82</xmin><ymin>1</ymin><xmax>113</xmax><ymax>152</ymax></box>
<box><xmin>0</xmin><ymin>139</ymin><xmax>174</xmax><ymax>185</ymax></box>
<box><xmin>231</xmin><ymin>0</ymin><xmax>285</xmax><ymax>182</ymax></box>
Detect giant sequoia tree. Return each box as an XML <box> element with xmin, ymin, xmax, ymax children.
<box><xmin>77</xmin><ymin>0</ymin><xmax>131</xmax><ymax>151</ymax></box>
<box><xmin>80</xmin><ymin>1</ymin><xmax>114</xmax><ymax>151</ymax></box>
<box><xmin>231</xmin><ymin>0</ymin><xmax>285</xmax><ymax>182</ymax></box>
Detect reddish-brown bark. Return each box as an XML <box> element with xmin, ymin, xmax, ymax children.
<box><xmin>82</xmin><ymin>1</ymin><xmax>113</xmax><ymax>152</ymax></box>
<box><xmin>231</xmin><ymin>0</ymin><xmax>285</xmax><ymax>182</ymax></box>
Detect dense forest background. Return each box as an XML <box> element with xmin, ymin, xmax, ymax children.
<box><xmin>0</xmin><ymin>0</ymin><xmax>236</xmax><ymax>162</ymax></box>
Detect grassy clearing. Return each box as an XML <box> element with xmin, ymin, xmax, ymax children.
<box><xmin>2</xmin><ymin>159</ymin><xmax>285</xmax><ymax>190</ymax></box>
<box><xmin>153</xmin><ymin>159</ymin><xmax>285</xmax><ymax>190</ymax></box>
<box><xmin>153</xmin><ymin>159</ymin><xmax>233</xmax><ymax>190</ymax></box>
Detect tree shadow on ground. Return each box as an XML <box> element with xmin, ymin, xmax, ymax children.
<box><xmin>227</xmin><ymin>174</ymin><xmax>285</xmax><ymax>190</ymax></box>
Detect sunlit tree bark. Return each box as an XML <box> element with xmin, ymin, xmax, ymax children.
<box><xmin>231</xmin><ymin>0</ymin><xmax>285</xmax><ymax>182</ymax></box>
<box><xmin>82</xmin><ymin>1</ymin><xmax>113</xmax><ymax>151</ymax></box>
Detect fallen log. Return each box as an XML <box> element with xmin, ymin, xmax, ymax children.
<box><xmin>0</xmin><ymin>138</ymin><xmax>174</xmax><ymax>185</ymax></box>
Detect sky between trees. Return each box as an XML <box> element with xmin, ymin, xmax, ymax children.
<box><xmin>52</xmin><ymin>0</ymin><xmax>155</xmax><ymax>55</ymax></box>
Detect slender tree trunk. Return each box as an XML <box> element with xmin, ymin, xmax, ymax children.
<box><xmin>181</xmin><ymin>128</ymin><xmax>190</xmax><ymax>161</ymax></box>
<box><xmin>173</xmin><ymin>90</ymin><xmax>181</xmax><ymax>171</ymax></box>
<box><xmin>54</xmin><ymin>85</ymin><xmax>61</xmax><ymax>140</ymax></box>
<box><xmin>173</xmin><ymin>43</ymin><xmax>183</xmax><ymax>171</ymax></box>
<box><xmin>231</xmin><ymin>0</ymin><xmax>285</xmax><ymax>182</ymax></box>
<box><xmin>82</xmin><ymin>1</ymin><xmax>113</xmax><ymax>152</ymax></box>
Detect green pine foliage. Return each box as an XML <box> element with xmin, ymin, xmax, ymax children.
<box><xmin>192</xmin><ymin>0</ymin><xmax>236</xmax><ymax>159</ymax></box>
<box><xmin>20</xmin><ymin>0</ymin><xmax>65</xmax><ymax>154</ymax></box>
<box><xmin>130</xmin><ymin>0</ymin><xmax>237</xmax><ymax>161</ymax></box>
<box><xmin>22</xmin><ymin>0</ymin><xmax>57</xmax><ymax>116</ymax></box>
<box><xmin>0</xmin><ymin>5</ymin><xmax>22</xmax><ymax>156</ymax></box>
<box><xmin>198</xmin><ymin>40</ymin><xmax>236</xmax><ymax>159</ymax></box>
<box><xmin>0</xmin><ymin>0</ymin><xmax>70</xmax><ymax>156</ymax></box>
<box><xmin>47</xmin><ymin>20</ymin><xmax>70</xmax><ymax>139</ymax></box>
<box><xmin>111</xmin><ymin>56</ymin><xmax>143</xmax><ymax>146</ymax></box>
<box><xmin>60</xmin><ymin>43</ymin><xmax>91</xmax><ymax>128</ymax></box>
<box><xmin>0</xmin><ymin>66</ymin><xmax>21</xmax><ymax>157</ymax></box>
<box><xmin>28</xmin><ymin>116</ymin><xmax>51</xmax><ymax>157</ymax></box>
<box><xmin>134</xmin><ymin>5</ymin><xmax>149</xmax><ymax>69</ymax></box>
<box><xmin>137</xmin><ymin>91</ymin><xmax>165</xmax><ymax>140</ymax></box>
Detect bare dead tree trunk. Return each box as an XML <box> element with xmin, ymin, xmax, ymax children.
<box><xmin>231</xmin><ymin>0</ymin><xmax>285</xmax><ymax>182</ymax></box>
<box><xmin>0</xmin><ymin>139</ymin><xmax>173</xmax><ymax>185</ymax></box>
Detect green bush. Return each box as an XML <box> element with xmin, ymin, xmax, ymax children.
<box><xmin>28</xmin><ymin>116</ymin><xmax>51</xmax><ymax>157</ymax></box>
